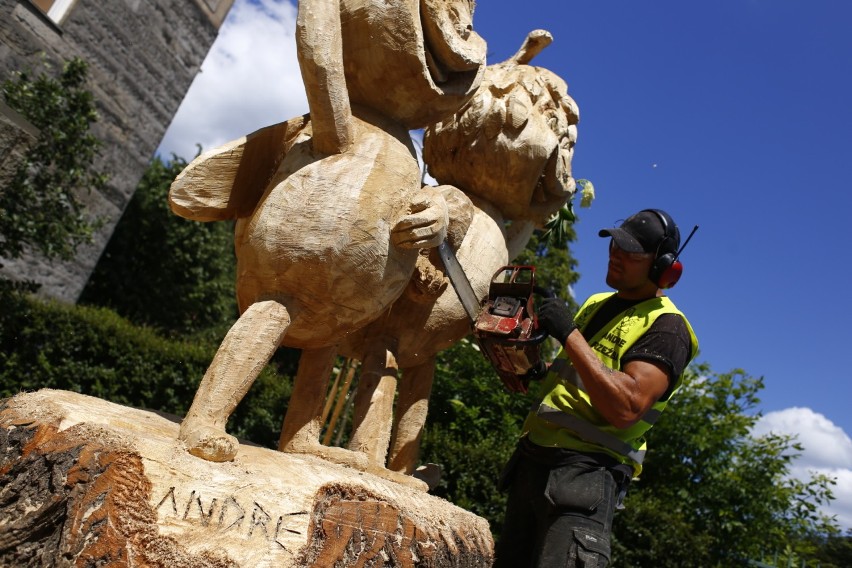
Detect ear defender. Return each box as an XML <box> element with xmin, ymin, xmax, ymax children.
<box><xmin>652</xmin><ymin>253</ymin><xmax>683</xmax><ymax>289</ymax></box>
<box><xmin>643</xmin><ymin>209</ymin><xmax>696</xmax><ymax>290</ymax></box>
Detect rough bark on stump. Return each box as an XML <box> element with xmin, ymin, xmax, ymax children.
<box><xmin>0</xmin><ymin>389</ymin><xmax>493</xmax><ymax>567</ymax></box>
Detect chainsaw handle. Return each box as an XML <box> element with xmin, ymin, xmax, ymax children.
<box><xmin>529</xmin><ymin>286</ymin><xmax>556</xmax><ymax>343</ymax></box>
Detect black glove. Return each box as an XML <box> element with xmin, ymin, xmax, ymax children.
<box><xmin>537</xmin><ymin>297</ymin><xmax>577</xmax><ymax>345</ymax></box>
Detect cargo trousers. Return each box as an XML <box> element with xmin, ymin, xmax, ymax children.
<box><xmin>493</xmin><ymin>446</ymin><xmax>629</xmax><ymax>568</ymax></box>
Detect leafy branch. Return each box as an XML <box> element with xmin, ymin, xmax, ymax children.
<box><xmin>539</xmin><ymin>178</ymin><xmax>595</xmax><ymax>249</ymax></box>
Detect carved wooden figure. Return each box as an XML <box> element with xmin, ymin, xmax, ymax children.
<box><xmin>339</xmin><ymin>30</ymin><xmax>581</xmax><ymax>483</ymax></box>
<box><xmin>168</xmin><ymin>0</ymin><xmax>486</xmax><ymax>488</ymax></box>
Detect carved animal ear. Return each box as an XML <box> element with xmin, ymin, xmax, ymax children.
<box><xmin>506</xmin><ymin>29</ymin><xmax>553</xmax><ymax>65</ymax></box>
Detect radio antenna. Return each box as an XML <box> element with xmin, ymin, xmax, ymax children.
<box><xmin>674</xmin><ymin>225</ymin><xmax>699</xmax><ymax>260</ymax></box>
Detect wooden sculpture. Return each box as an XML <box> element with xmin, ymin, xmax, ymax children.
<box><xmin>338</xmin><ymin>30</ymin><xmax>581</xmax><ymax>483</ymax></box>
<box><xmin>168</xmin><ymin>0</ymin><xmax>486</xmax><ymax>487</ymax></box>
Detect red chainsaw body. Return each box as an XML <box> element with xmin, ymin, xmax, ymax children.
<box><xmin>473</xmin><ymin>266</ymin><xmax>548</xmax><ymax>393</ymax></box>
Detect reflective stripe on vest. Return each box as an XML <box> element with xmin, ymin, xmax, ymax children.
<box><xmin>534</xmin><ymin>403</ymin><xmax>647</xmax><ymax>465</ymax></box>
<box><xmin>524</xmin><ymin>293</ymin><xmax>698</xmax><ymax>473</ymax></box>
<box><xmin>547</xmin><ymin>359</ymin><xmax>663</xmax><ymax>425</ymax></box>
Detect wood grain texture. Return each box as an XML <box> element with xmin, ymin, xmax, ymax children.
<box><xmin>0</xmin><ymin>390</ymin><xmax>493</xmax><ymax>567</ymax></box>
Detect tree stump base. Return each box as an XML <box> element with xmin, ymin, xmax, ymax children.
<box><xmin>0</xmin><ymin>389</ymin><xmax>493</xmax><ymax>567</ymax></box>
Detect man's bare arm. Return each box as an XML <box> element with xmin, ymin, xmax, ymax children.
<box><xmin>563</xmin><ymin>329</ymin><xmax>670</xmax><ymax>429</ymax></box>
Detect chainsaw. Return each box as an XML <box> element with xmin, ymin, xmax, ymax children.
<box><xmin>473</xmin><ymin>265</ymin><xmax>551</xmax><ymax>393</ymax></box>
<box><xmin>438</xmin><ymin>242</ymin><xmax>551</xmax><ymax>394</ymax></box>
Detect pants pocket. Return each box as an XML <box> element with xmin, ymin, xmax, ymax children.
<box><xmin>544</xmin><ymin>463</ymin><xmax>606</xmax><ymax>513</ymax></box>
<box><xmin>570</xmin><ymin>527</ymin><xmax>611</xmax><ymax>567</ymax></box>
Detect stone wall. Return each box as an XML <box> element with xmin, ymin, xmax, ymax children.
<box><xmin>0</xmin><ymin>0</ymin><xmax>235</xmax><ymax>302</ymax></box>
<box><xmin>0</xmin><ymin>99</ymin><xmax>38</xmax><ymax>194</ymax></box>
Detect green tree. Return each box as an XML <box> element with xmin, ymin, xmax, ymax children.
<box><xmin>422</xmin><ymin>338</ymin><xmax>539</xmax><ymax>528</ymax></box>
<box><xmin>1</xmin><ymin>57</ymin><xmax>107</xmax><ymax>267</ymax></box>
<box><xmin>611</xmin><ymin>364</ymin><xmax>839</xmax><ymax>567</ymax></box>
<box><xmin>80</xmin><ymin>155</ymin><xmax>237</xmax><ymax>335</ymax></box>
<box><xmin>812</xmin><ymin>532</ymin><xmax>852</xmax><ymax>568</ymax></box>
<box><xmin>513</xmin><ymin>230</ymin><xmax>579</xmax><ymax>304</ymax></box>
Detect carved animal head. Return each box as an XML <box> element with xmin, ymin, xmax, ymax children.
<box><xmin>423</xmin><ymin>30</ymin><xmax>580</xmax><ymax>222</ymax></box>
<box><xmin>340</xmin><ymin>0</ymin><xmax>487</xmax><ymax>129</ymax></box>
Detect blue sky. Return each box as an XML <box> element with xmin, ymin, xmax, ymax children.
<box><xmin>157</xmin><ymin>0</ymin><xmax>852</xmax><ymax>529</ymax></box>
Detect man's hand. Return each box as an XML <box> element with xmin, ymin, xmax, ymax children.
<box><xmin>537</xmin><ymin>298</ymin><xmax>577</xmax><ymax>345</ymax></box>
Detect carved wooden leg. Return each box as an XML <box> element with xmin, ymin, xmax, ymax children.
<box><xmin>278</xmin><ymin>345</ymin><xmax>370</xmax><ymax>469</ymax></box>
<box><xmin>179</xmin><ymin>300</ymin><xmax>290</xmax><ymax>462</ymax></box>
<box><xmin>348</xmin><ymin>338</ymin><xmax>399</xmax><ymax>465</ymax></box>
<box><xmin>388</xmin><ymin>357</ymin><xmax>437</xmax><ymax>475</ymax></box>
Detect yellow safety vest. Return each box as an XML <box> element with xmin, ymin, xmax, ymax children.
<box><xmin>523</xmin><ymin>292</ymin><xmax>699</xmax><ymax>476</ymax></box>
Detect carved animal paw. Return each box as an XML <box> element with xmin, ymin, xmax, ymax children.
<box><xmin>403</xmin><ymin>251</ymin><xmax>449</xmax><ymax>303</ymax></box>
<box><xmin>391</xmin><ymin>191</ymin><xmax>448</xmax><ymax>249</ymax></box>
<box><xmin>180</xmin><ymin>423</ymin><xmax>239</xmax><ymax>462</ymax></box>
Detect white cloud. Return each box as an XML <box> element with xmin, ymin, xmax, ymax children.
<box><xmin>157</xmin><ymin>0</ymin><xmax>304</xmax><ymax>160</ymax></box>
<box><xmin>753</xmin><ymin>407</ymin><xmax>852</xmax><ymax>469</ymax></box>
<box><xmin>753</xmin><ymin>407</ymin><xmax>852</xmax><ymax>531</ymax></box>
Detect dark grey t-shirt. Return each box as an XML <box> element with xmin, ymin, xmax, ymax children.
<box><xmin>581</xmin><ymin>295</ymin><xmax>692</xmax><ymax>398</ymax></box>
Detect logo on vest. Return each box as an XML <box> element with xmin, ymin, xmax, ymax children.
<box><xmin>615</xmin><ymin>307</ymin><xmax>641</xmax><ymax>336</ymax></box>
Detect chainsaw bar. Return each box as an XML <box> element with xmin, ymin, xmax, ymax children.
<box><xmin>437</xmin><ymin>240</ymin><xmax>481</xmax><ymax>323</ymax></box>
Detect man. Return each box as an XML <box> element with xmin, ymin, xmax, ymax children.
<box><xmin>494</xmin><ymin>209</ymin><xmax>699</xmax><ymax>568</ymax></box>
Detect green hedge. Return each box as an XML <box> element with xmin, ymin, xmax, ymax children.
<box><xmin>0</xmin><ymin>293</ymin><xmax>291</xmax><ymax>447</ymax></box>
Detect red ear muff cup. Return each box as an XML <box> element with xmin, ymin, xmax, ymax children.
<box><xmin>650</xmin><ymin>253</ymin><xmax>683</xmax><ymax>289</ymax></box>
<box><xmin>657</xmin><ymin>260</ymin><xmax>683</xmax><ymax>289</ymax></box>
